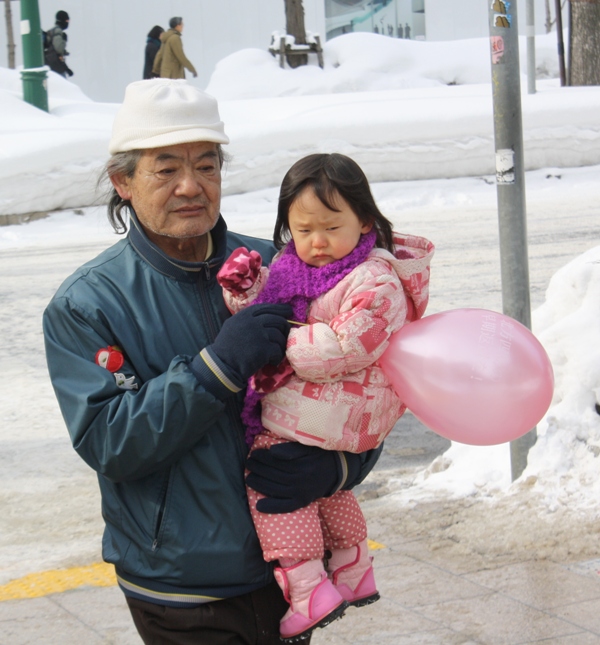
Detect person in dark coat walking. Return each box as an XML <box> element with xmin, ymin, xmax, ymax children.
<box><xmin>44</xmin><ymin>10</ymin><xmax>73</xmax><ymax>78</ymax></box>
<box><xmin>143</xmin><ymin>25</ymin><xmax>164</xmax><ymax>79</ymax></box>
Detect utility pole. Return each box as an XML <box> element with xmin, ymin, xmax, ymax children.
<box><xmin>19</xmin><ymin>0</ymin><xmax>48</xmax><ymax>111</ymax></box>
<box><xmin>488</xmin><ymin>0</ymin><xmax>537</xmax><ymax>481</ymax></box>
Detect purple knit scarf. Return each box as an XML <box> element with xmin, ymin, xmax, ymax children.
<box><xmin>242</xmin><ymin>229</ymin><xmax>377</xmax><ymax>445</ymax></box>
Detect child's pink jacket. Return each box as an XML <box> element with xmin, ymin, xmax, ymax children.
<box><xmin>223</xmin><ymin>232</ymin><xmax>435</xmax><ymax>453</ymax></box>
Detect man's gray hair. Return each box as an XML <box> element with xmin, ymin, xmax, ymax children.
<box><xmin>169</xmin><ymin>16</ymin><xmax>183</xmax><ymax>29</ymax></box>
<box><xmin>98</xmin><ymin>145</ymin><xmax>227</xmax><ymax>234</ymax></box>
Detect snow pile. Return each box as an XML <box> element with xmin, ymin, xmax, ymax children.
<box><xmin>526</xmin><ymin>248</ymin><xmax>600</xmax><ymax>509</ymax></box>
<box><xmin>0</xmin><ymin>67</ymin><xmax>116</xmax><ymax>217</ymax></box>
<box><xmin>389</xmin><ymin>246</ymin><xmax>600</xmax><ymax>518</ymax></box>
<box><xmin>206</xmin><ymin>32</ymin><xmax>561</xmax><ymax>99</ymax></box>
<box><xmin>3</xmin><ymin>31</ymin><xmax>598</xmax><ymax>218</ymax></box>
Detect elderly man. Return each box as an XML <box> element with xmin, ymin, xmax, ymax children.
<box><xmin>152</xmin><ymin>16</ymin><xmax>198</xmax><ymax>79</ymax></box>
<box><xmin>43</xmin><ymin>79</ymin><xmax>380</xmax><ymax>644</ymax></box>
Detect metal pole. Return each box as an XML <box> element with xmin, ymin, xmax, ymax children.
<box><xmin>567</xmin><ymin>0</ymin><xmax>572</xmax><ymax>86</ymax></box>
<box><xmin>19</xmin><ymin>0</ymin><xmax>48</xmax><ymax>111</ymax></box>
<box><xmin>526</xmin><ymin>0</ymin><xmax>536</xmax><ymax>93</ymax></box>
<box><xmin>554</xmin><ymin>0</ymin><xmax>567</xmax><ymax>86</ymax></box>
<box><xmin>488</xmin><ymin>0</ymin><xmax>537</xmax><ymax>481</ymax></box>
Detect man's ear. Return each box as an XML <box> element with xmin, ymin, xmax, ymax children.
<box><xmin>110</xmin><ymin>173</ymin><xmax>132</xmax><ymax>201</ymax></box>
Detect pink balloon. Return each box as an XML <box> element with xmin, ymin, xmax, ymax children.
<box><xmin>380</xmin><ymin>308</ymin><xmax>554</xmax><ymax>445</ymax></box>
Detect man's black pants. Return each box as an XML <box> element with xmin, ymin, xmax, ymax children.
<box><xmin>126</xmin><ymin>579</ymin><xmax>312</xmax><ymax>644</ymax></box>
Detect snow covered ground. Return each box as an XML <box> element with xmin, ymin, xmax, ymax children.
<box><xmin>1</xmin><ymin>31</ymin><xmax>600</xmax><ymax>584</ymax></box>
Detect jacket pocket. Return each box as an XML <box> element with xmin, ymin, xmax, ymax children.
<box><xmin>151</xmin><ymin>467</ymin><xmax>173</xmax><ymax>552</ymax></box>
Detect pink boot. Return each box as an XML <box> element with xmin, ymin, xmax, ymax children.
<box><xmin>273</xmin><ymin>559</ymin><xmax>348</xmax><ymax>642</ymax></box>
<box><xmin>326</xmin><ymin>539</ymin><xmax>380</xmax><ymax>607</ymax></box>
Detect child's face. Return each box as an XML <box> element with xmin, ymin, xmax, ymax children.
<box><xmin>288</xmin><ymin>187</ymin><xmax>372</xmax><ymax>267</ymax></box>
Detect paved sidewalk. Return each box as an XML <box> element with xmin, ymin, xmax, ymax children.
<box><xmin>315</xmin><ymin>502</ymin><xmax>600</xmax><ymax>644</ymax></box>
<box><xmin>3</xmin><ymin>415</ymin><xmax>600</xmax><ymax>644</ymax></box>
<box><xmin>3</xmin><ymin>502</ymin><xmax>600</xmax><ymax>645</ymax></box>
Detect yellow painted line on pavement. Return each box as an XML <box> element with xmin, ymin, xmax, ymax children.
<box><xmin>0</xmin><ymin>562</ymin><xmax>116</xmax><ymax>601</ymax></box>
<box><xmin>1</xmin><ymin>544</ymin><xmax>385</xmax><ymax>602</ymax></box>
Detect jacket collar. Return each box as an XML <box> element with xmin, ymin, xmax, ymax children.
<box><xmin>127</xmin><ymin>209</ymin><xmax>228</xmax><ymax>283</ymax></box>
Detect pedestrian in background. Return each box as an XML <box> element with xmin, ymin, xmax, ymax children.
<box><xmin>143</xmin><ymin>25</ymin><xmax>164</xmax><ymax>79</ymax></box>
<box><xmin>152</xmin><ymin>16</ymin><xmax>197</xmax><ymax>79</ymax></box>
<box><xmin>44</xmin><ymin>9</ymin><xmax>73</xmax><ymax>78</ymax></box>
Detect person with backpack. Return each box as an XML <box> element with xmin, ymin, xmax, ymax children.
<box><xmin>44</xmin><ymin>10</ymin><xmax>73</xmax><ymax>78</ymax></box>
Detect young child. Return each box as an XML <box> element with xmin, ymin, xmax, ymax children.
<box><xmin>217</xmin><ymin>153</ymin><xmax>434</xmax><ymax>643</ymax></box>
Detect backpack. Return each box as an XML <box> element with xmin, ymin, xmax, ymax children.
<box><xmin>43</xmin><ymin>27</ymin><xmax>71</xmax><ymax>75</ymax></box>
<box><xmin>42</xmin><ymin>28</ymin><xmax>54</xmax><ymax>52</ymax></box>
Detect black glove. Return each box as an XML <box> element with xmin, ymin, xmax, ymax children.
<box><xmin>246</xmin><ymin>442</ymin><xmax>363</xmax><ymax>514</ymax></box>
<box><xmin>208</xmin><ymin>303</ymin><xmax>293</xmax><ymax>384</ymax></box>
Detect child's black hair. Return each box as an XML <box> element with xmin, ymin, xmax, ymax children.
<box><xmin>273</xmin><ymin>153</ymin><xmax>395</xmax><ymax>252</ymax></box>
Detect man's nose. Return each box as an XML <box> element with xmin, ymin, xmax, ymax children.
<box><xmin>175</xmin><ymin>168</ymin><xmax>203</xmax><ymax>196</ymax></box>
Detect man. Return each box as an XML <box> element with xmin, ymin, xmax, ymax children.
<box><xmin>43</xmin><ymin>79</ymin><xmax>380</xmax><ymax>644</ymax></box>
<box><xmin>153</xmin><ymin>16</ymin><xmax>198</xmax><ymax>79</ymax></box>
<box><xmin>44</xmin><ymin>9</ymin><xmax>73</xmax><ymax>78</ymax></box>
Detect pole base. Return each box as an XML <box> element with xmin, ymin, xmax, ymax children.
<box><xmin>21</xmin><ymin>68</ymin><xmax>49</xmax><ymax>112</ymax></box>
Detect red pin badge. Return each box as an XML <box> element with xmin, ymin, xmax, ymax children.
<box><xmin>95</xmin><ymin>345</ymin><xmax>125</xmax><ymax>373</ymax></box>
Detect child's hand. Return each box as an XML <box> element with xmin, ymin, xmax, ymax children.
<box><xmin>217</xmin><ymin>247</ymin><xmax>262</xmax><ymax>295</ymax></box>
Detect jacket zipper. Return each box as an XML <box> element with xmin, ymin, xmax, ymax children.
<box><xmin>152</xmin><ymin>468</ymin><xmax>171</xmax><ymax>551</ymax></box>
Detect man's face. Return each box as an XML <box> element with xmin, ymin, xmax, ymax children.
<box><xmin>112</xmin><ymin>141</ymin><xmax>221</xmax><ymax>242</ymax></box>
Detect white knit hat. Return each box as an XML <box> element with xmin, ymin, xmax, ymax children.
<box><xmin>108</xmin><ymin>79</ymin><xmax>229</xmax><ymax>154</ymax></box>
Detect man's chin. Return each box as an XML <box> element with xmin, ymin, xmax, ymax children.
<box><xmin>149</xmin><ymin>218</ymin><xmax>218</xmax><ymax>240</ymax></box>
<box><xmin>158</xmin><ymin>230</ymin><xmax>208</xmax><ymax>240</ymax></box>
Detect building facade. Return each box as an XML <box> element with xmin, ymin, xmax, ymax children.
<box><xmin>325</xmin><ymin>0</ymin><xmax>547</xmax><ymax>42</ymax></box>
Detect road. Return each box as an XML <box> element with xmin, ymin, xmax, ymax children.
<box><xmin>2</xmin><ymin>170</ymin><xmax>600</xmax><ymax>585</ymax></box>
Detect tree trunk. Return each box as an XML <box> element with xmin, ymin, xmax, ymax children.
<box><xmin>284</xmin><ymin>0</ymin><xmax>307</xmax><ymax>68</ymax></box>
<box><xmin>545</xmin><ymin>0</ymin><xmax>553</xmax><ymax>32</ymax></box>
<box><xmin>569</xmin><ymin>0</ymin><xmax>600</xmax><ymax>85</ymax></box>
<box><xmin>4</xmin><ymin>0</ymin><xmax>16</xmax><ymax>69</ymax></box>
